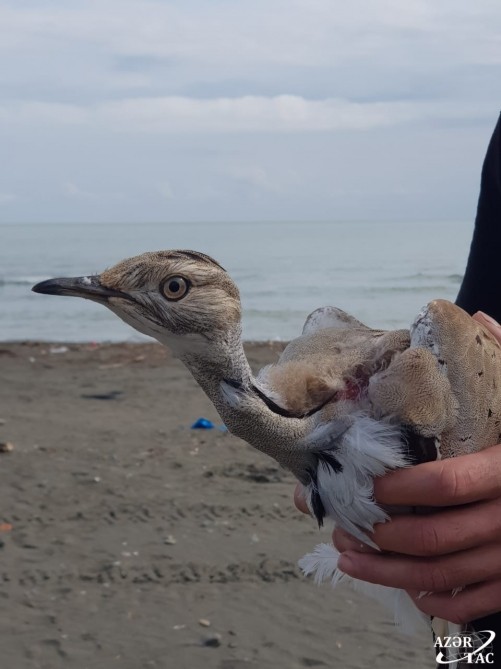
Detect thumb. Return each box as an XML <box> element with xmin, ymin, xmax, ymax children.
<box><xmin>294</xmin><ymin>483</ymin><xmax>310</xmax><ymax>515</ymax></box>
<box><xmin>473</xmin><ymin>311</ymin><xmax>501</xmax><ymax>344</ymax></box>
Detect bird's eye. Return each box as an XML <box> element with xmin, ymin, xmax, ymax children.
<box><xmin>161</xmin><ymin>276</ymin><xmax>189</xmax><ymax>301</ymax></box>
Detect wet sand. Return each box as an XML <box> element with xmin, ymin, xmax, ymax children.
<box><xmin>0</xmin><ymin>341</ymin><xmax>433</xmax><ymax>669</ymax></box>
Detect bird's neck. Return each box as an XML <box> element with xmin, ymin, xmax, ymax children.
<box><xmin>174</xmin><ymin>327</ymin><xmax>314</xmax><ymax>477</ymax></box>
<box><xmin>178</xmin><ymin>325</ymin><xmax>253</xmax><ymax>392</ymax></box>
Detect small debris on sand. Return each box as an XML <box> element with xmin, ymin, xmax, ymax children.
<box><xmin>0</xmin><ymin>442</ymin><xmax>14</xmax><ymax>453</ymax></box>
<box><xmin>0</xmin><ymin>341</ymin><xmax>430</xmax><ymax>669</ymax></box>
<box><xmin>81</xmin><ymin>390</ymin><xmax>124</xmax><ymax>401</ymax></box>
<box><xmin>50</xmin><ymin>346</ymin><xmax>68</xmax><ymax>354</ymax></box>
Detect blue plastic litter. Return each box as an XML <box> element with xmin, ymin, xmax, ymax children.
<box><xmin>191</xmin><ymin>417</ymin><xmax>215</xmax><ymax>429</ymax></box>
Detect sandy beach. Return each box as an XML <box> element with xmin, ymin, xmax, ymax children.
<box><xmin>0</xmin><ymin>341</ymin><xmax>434</xmax><ymax>669</ymax></box>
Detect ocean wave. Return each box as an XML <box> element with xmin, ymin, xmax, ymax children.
<box><xmin>0</xmin><ymin>276</ymin><xmax>48</xmax><ymax>287</ymax></box>
<box><xmin>386</xmin><ymin>272</ymin><xmax>463</xmax><ymax>283</ymax></box>
<box><xmin>244</xmin><ymin>308</ymin><xmax>307</xmax><ymax>318</ymax></box>
<box><xmin>361</xmin><ymin>284</ymin><xmax>452</xmax><ymax>294</ymax></box>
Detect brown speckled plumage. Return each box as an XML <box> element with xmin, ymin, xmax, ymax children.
<box><xmin>32</xmin><ymin>250</ymin><xmax>501</xmax><ymax>639</ymax></box>
<box><xmin>32</xmin><ymin>251</ymin><xmax>501</xmax><ymax>482</ymax></box>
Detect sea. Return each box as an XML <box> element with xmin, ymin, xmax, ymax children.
<box><xmin>1</xmin><ymin>221</ymin><xmax>473</xmax><ymax>342</ymax></box>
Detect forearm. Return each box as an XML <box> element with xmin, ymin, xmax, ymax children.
<box><xmin>456</xmin><ymin>113</ymin><xmax>501</xmax><ymax>321</ymax></box>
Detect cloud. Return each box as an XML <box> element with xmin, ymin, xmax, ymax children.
<box><xmin>226</xmin><ymin>164</ymin><xmax>281</xmax><ymax>195</ymax></box>
<box><xmin>22</xmin><ymin>102</ymin><xmax>87</xmax><ymax>125</ymax></box>
<box><xmin>0</xmin><ymin>1</ymin><xmax>500</xmax><ymax>222</ymax></box>
<box><xmin>2</xmin><ymin>95</ymin><xmax>493</xmax><ymax>135</ymax></box>
<box><xmin>63</xmin><ymin>181</ymin><xmax>126</xmax><ymax>202</ymax></box>
<box><xmin>0</xmin><ymin>192</ymin><xmax>16</xmax><ymax>205</ymax></box>
<box><xmin>1</xmin><ymin>1</ymin><xmax>500</xmax><ymax>67</ymax></box>
<box><xmin>157</xmin><ymin>182</ymin><xmax>174</xmax><ymax>200</ymax></box>
<box><xmin>1</xmin><ymin>1</ymin><xmax>500</xmax><ymax>101</ymax></box>
<box><xmin>63</xmin><ymin>181</ymin><xmax>98</xmax><ymax>199</ymax></box>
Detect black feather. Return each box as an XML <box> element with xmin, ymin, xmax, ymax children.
<box><xmin>400</xmin><ymin>426</ymin><xmax>439</xmax><ymax>465</ymax></box>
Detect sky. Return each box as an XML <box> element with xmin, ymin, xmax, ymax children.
<box><xmin>0</xmin><ymin>0</ymin><xmax>500</xmax><ymax>223</ymax></box>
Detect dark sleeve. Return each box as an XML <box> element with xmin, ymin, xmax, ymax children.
<box><xmin>456</xmin><ymin>112</ymin><xmax>501</xmax><ymax>650</ymax></box>
<box><xmin>456</xmin><ymin>113</ymin><xmax>501</xmax><ymax>321</ymax></box>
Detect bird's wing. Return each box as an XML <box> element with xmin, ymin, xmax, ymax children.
<box><xmin>258</xmin><ymin>322</ymin><xmax>409</xmax><ymax>417</ymax></box>
<box><xmin>302</xmin><ymin>306</ymin><xmax>369</xmax><ymax>335</ymax></box>
<box><xmin>411</xmin><ymin>299</ymin><xmax>501</xmax><ymax>457</ymax></box>
<box><xmin>366</xmin><ymin>300</ymin><xmax>501</xmax><ymax>459</ymax></box>
<box><xmin>255</xmin><ymin>357</ymin><xmax>344</xmax><ymax>416</ymax></box>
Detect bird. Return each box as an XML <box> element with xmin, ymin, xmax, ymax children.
<box><xmin>32</xmin><ymin>249</ymin><xmax>501</xmax><ymax>654</ymax></box>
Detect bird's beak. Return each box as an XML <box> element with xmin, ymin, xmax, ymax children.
<box><xmin>32</xmin><ymin>275</ymin><xmax>131</xmax><ymax>304</ymax></box>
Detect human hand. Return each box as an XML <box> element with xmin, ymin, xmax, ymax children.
<box><xmin>294</xmin><ymin>311</ymin><xmax>501</xmax><ymax>625</ymax></box>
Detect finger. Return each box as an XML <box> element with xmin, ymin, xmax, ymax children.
<box><xmin>408</xmin><ymin>577</ymin><xmax>501</xmax><ymax>626</ymax></box>
<box><xmin>337</xmin><ymin>541</ymin><xmax>501</xmax><ymax>593</ymax></box>
<box><xmin>294</xmin><ymin>483</ymin><xmax>310</xmax><ymax>515</ymax></box>
<box><xmin>473</xmin><ymin>311</ymin><xmax>501</xmax><ymax>344</ymax></box>
<box><xmin>332</xmin><ymin>527</ymin><xmax>379</xmax><ymax>554</ymax></box>
<box><xmin>371</xmin><ymin>497</ymin><xmax>501</xmax><ymax>556</ymax></box>
<box><xmin>374</xmin><ymin>443</ymin><xmax>501</xmax><ymax>507</ymax></box>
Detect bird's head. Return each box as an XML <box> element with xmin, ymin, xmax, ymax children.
<box><xmin>32</xmin><ymin>250</ymin><xmax>242</xmax><ymax>353</ymax></box>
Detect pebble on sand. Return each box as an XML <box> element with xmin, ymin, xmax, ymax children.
<box><xmin>202</xmin><ymin>633</ymin><xmax>222</xmax><ymax>648</ymax></box>
<box><xmin>0</xmin><ymin>442</ymin><xmax>14</xmax><ymax>453</ymax></box>
<box><xmin>198</xmin><ymin>619</ymin><xmax>211</xmax><ymax>627</ymax></box>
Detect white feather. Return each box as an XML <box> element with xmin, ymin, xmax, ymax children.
<box><xmin>219</xmin><ymin>380</ymin><xmax>244</xmax><ymax>408</ymax></box>
<box><xmin>304</xmin><ymin>414</ymin><xmax>407</xmax><ymax>545</ymax></box>
<box><xmin>298</xmin><ymin>543</ymin><xmax>345</xmax><ymax>586</ymax></box>
<box><xmin>302</xmin><ymin>306</ymin><xmax>367</xmax><ymax>335</ymax></box>
<box><xmin>299</xmin><ymin>416</ymin><xmax>436</xmax><ymax>636</ymax></box>
<box><xmin>432</xmin><ymin>619</ymin><xmax>465</xmax><ymax>669</ymax></box>
<box><xmin>299</xmin><ymin>543</ymin><xmax>430</xmax><ymax>636</ymax></box>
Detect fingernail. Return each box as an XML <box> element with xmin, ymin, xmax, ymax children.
<box><xmin>338</xmin><ymin>552</ymin><xmax>356</xmax><ymax>574</ymax></box>
<box><xmin>477</xmin><ymin>311</ymin><xmax>501</xmax><ymax>328</ymax></box>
